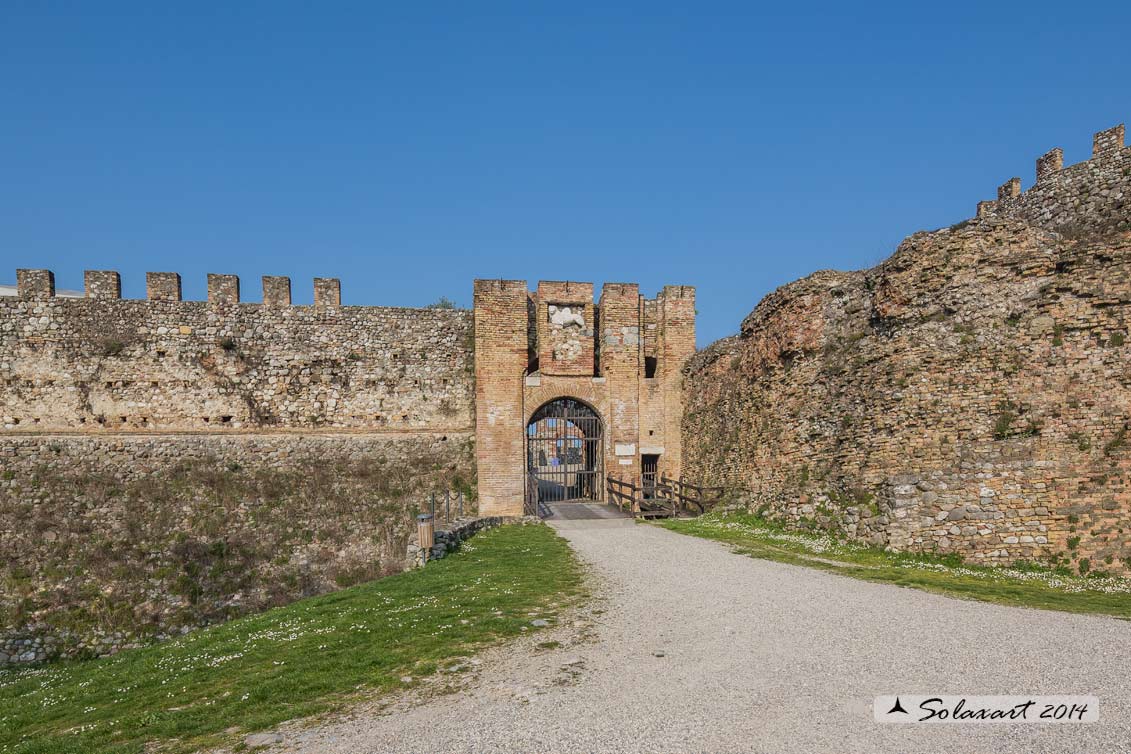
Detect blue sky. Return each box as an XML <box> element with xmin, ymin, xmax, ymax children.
<box><xmin>2</xmin><ymin>2</ymin><xmax>1128</xmax><ymax>345</ymax></box>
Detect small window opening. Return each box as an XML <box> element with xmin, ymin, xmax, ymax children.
<box><xmin>220</xmin><ymin>415</ymin><xmax>233</xmax><ymax>424</ymax></box>
<box><xmin>644</xmin><ymin>356</ymin><xmax>658</xmax><ymax>378</ymax></box>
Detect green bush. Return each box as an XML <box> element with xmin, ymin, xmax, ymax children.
<box><xmin>425</xmin><ymin>296</ymin><xmax>458</xmax><ymax>309</ymax></box>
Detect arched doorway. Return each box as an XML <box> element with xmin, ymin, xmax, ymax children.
<box><xmin>526</xmin><ymin>398</ymin><xmax>603</xmax><ymax>504</ymax></box>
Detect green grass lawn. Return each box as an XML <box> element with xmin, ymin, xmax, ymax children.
<box><xmin>0</xmin><ymin>523</ymin><xmax>584</xmax><ymax>754</ymax></box>
<box><xmin>662</xmin><ymin>512</ymin><xmax>1131</xmax><ymax>618</ymax></box>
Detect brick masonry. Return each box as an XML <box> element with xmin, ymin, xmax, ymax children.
<box><xmin>474</xmin><ymin>279</ymin><xmax>696</xmax><ymax>515</ymax></box>
<box><xmin>683</xmin><ymin>122</ymin><xmax>1131</xmax><ymax>574</ymax></box>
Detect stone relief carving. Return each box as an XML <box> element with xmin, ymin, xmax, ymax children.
<box><xmin>548</xmin><ymin>304</ymin><xmax>584</xmax><ymax>328</ymax></box>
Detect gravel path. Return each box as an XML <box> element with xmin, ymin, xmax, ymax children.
<box><xmin>278</xmin><ymin>518</ymin><xmax>1131</xmax><ymax>753</ymax></box>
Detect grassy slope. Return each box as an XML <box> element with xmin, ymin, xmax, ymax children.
<box><xmin>662</xmin><ymin>513</ymin><xmax>1131</xmax><ymax>618</ymax></box>
<box><xmin>0</xmin><ymin>523</ymin><xmax>583</xmax><ymax>754</ymax></box>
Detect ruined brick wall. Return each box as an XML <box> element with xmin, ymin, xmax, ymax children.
<box><xmin>684</xmin><ymin>123</ymin><xmax>1131</xmax><ymax>575</ymax></box>
<box><xmin>1</xmin><ymin>273</ymin><xmax>473</xmax><ymax>431</ymax></box>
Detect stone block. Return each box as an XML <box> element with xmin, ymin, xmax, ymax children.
<box><xmin>314</xmin><ymin>278</ymin><xmax>341</xmax><ymax>310</ymax></box>
<box><xmin>1093</xmin><ymin>124</ymin><xmax>1125</xmax><ymax>158</ymax></box>
<box><xmin>16</xmin><ymin>269</ymin><xmax>54</xmax><ymax>299</ymax></box>
<box><xmin>207</xmin><ymin>274</ymin><xmax>240</xmax><ymax>304</ymax></box>
<box><xmin>146</xmin><ymin>272</ymin><xmax>181</xmax><ymax>301</ymax></box>
<box><xmin>1036</xmin><ymin>147</ymin><xmax>1063</xmax><ymax>181</ymax></box>
<box><xmin>84</xmin><ymin>270</ymin><xmax>121</xmax><ymax>299</ymax></box>
<box><xmin>262</xmin><ymin>276</ymin><xmax>291</xmax><ymax>307</ymax></box>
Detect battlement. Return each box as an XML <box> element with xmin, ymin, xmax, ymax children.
<box><xmin>0</xmin><ymin>272</ymin><xmax>474</xmax><ymax>434</ymax></box>
<box><xmin>599</xmin><ymin>282</ymin><xmax>640</xmax><ymax>299</ymax></box>
<box><xmin>973</xmin><ymin>122</ymin><xmax>1130</xmax><ymax>235</ymax></box>
<box><xmin>473</xmin><ymin>278</ymin><xmax>528</xmax><ymax>296</ymax></box>
<box><xmin>660</xmin><ymin>284</ymin><xmax>696</xmax><ymax>301</ymax></box>
<box><xmin>9</xmin><ymin>269</ymin><xmax>346</xmax><ymax>306</ymax></box>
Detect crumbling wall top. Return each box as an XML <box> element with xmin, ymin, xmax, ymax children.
<box><xmin>972</xmin><ymin>122</ymin><xmax>1130</xmax><ymax>235</ymax></box>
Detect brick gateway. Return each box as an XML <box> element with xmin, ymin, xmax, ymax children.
<box><xmin>473</xmin><ymin>280</ymin><xmax>696</xmax><ymax>517</ymax></box>
<box><xmin>526</xmin><ymin>397</ymin><xmax>604</xmax><ymax>505</ymax></box>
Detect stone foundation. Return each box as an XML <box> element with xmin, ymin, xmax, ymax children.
<box><xmin>0</xmin><ymin>432</ymin><xmax>474</xmax><ymax>665</ymax></box>
<box><xmin>404</xmin><ymin>516</ymin><xmax>531</xmax><ymax>569</ymax></box>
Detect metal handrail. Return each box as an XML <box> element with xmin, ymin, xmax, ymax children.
<box><xmin>428</xmin><ymin>489</ymin><xmax>468</xmax><ymax>524</ymax></box>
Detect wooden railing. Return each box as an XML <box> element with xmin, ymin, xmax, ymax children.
<box><xmin>606</xmin><ymin>476</ymin><xmax>647</xmax><ymax>515</ymax></box>
<box><xmin>606</xmin><ymin>474</ymin><xmax>728</xmax><ymax>519</ymax></box>
<box><xmin>657</xmin><ymin>476</ymin><xmax>727</xmax><ymax>515</ymax></box>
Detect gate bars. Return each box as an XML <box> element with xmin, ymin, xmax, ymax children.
<box><xmin>526</xmin><ymin>398</ymin><xmax>604</xmax><ymax>504</ymax></box>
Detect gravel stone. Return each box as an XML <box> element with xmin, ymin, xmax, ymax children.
<box><xmin>276</xmin><ymin>518</ymin><xmax>1131</xmax><ymax>753</ymax></box>
<box><xmin>245</xmin><ymin>732</ymin><xmax>283</xmax><ymax>748</ymax></box>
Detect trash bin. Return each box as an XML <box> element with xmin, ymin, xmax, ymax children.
<box><xmin>417</xmin><ymin>513</ymin><xmax>435</xmax><ymax>551</ymax></box>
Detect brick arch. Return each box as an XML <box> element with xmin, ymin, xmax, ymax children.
<box><xmin>524</xmin><ymin>394</ymin><xmax>605</xmax><ymax>504</ymax></box>
<box><xmin>523</xmin><ymin>385</ymin><xmax>607</xmax><ymax>426</ymax></box>
<box><xmin>524</xmin><ymin>393</ymin><xmax>606</xmax><ymax>427</ymax></box>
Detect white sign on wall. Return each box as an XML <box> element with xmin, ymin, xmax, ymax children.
<box><xmin>614</xmin><ymin>443</ymin><xmax>636</xmax><ymax>457</ymax></box>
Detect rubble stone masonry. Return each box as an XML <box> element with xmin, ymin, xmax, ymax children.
<box><xmin>0</xmin><ymin>274</ymin><xmax>476</xmax><ymax>663</ymax></box>
<box><xmin>683</xmin><ymin>122</ymin><xmax>1131</xmax><ymax>574</ymax></box>
<box><xmin>1</xmin><ymin>275</ymin><xmax>473</xmax><ymax>431</ymax></box>
<box><xmin>0</xmin><ymin>432</ymin><xmax>473</xmax><ymax>664</ymax></box>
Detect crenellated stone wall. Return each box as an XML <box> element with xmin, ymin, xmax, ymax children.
<box><xmin>0</xmin><ymin>274</ymin><xmax>473</xmax><ymax>432</ymax></box>
<box><xmin>683</xmin><ymin>122</ymin><xmax>1131</xmax><ymax>575</ymax></box>
<box><xmin>975</xmin><ymin>123</ymin><xmax>1129</xmax><ymax>237</ymax></box>
<box><xmin>0</xmin><ymin>272</ymin><xmax>478</xmax><ymax>664</ymax></box>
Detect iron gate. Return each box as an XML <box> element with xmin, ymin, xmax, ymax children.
<box><xmin>526</xmin><ymin>398</ymin><xmax>603</xmax><ymax>503</ymax></box>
